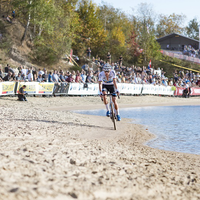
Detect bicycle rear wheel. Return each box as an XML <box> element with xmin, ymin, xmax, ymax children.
<box><xmin>110</xmin><ymin>102</ymin><xmax>116</xmax><ymax>130</ymax></box>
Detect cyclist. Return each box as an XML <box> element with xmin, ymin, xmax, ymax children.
<box><xmin>99</xmin><ymin>63</ymin><xmax>121</xmax><ymax>121</ymax></box>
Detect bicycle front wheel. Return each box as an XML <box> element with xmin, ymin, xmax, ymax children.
<box><xmin>110</xmin><ymin>102</ymin><xmax>116</xmax><ymax>130</ymax></box>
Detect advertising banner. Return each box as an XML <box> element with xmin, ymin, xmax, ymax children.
<box><xmin>118</xmin><ymin>83</ymin><xmax>142</xmax><ymax>95</ymax></box>
<box><xmin>67</xmin><ymin>83</ymin><xmax>99</xmax><ymax>95</ymax></box>
<box><xmin>17</xmin><ymin>82</ymin><xmax>54</xmax><ymax>95</ymax></box>
<box><xmin>39</xmin><ymin>83</ymin><xmax>54</xmax><ymax>94</ymax></box>
<box><xmin>0</xmin><ymin>82</ymin><xmax>16</xmax><ymax>95</ymax></box>
<box><xmin>142</xmin><ymin>85</ymin><xmax>174</xmax><ymax>96</ymax></box>
<box><xmin>17</xmin><ymin>82</ymin><xmax>37</xmax><ymax>94</ymax></box>
<box><xmin>191</xmin><ymin>87</ymin><xmax>200</xmax><ymax>96</ymax></box>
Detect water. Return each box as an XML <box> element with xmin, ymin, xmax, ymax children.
<box><xmin>76</xmin><ymin>106</ymin><xmax>200</xmax><ymax>155</ymax></box>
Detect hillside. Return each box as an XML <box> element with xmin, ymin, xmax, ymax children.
<box><xmin>0</xmin><ymin>17</ymin><xmax>73</xmax><ymax>71</ymax></box>
<box><xmin>1</xmin><ymin>17</ymin><xmax>200</xmax><ymax>76</ymax></box>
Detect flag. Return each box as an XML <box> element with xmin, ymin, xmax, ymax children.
<box><xmin>148</xmin><ymin>60</ymin><xmax>151</xmax><ymax>69</ymax></box>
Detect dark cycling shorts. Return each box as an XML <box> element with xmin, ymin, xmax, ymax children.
<box><xmin>102</xmin><ymin>84</ymin><xmax>117</xmax><ymax>96</ymax></box>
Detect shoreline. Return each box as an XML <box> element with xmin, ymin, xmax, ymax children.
<box><xmin>0</xmin><ymin>95</ymin><xmax>200</xmax><ymax>199</ymax></box>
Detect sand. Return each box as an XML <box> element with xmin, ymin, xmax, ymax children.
<box><xmin>0</xmin><ymin>95</ymin><xmax>200</xmax><ymax>200</ymax></box>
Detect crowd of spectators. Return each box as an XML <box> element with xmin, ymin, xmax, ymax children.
<box><xmin>182</xmin><ymin>45</ymin><xmax>200</xmax><ymax>58</ymax></box>
<box><xmin>0</xmin><ymin>60</ymin><xmax>200</xmax><ymax>89</ymax></box>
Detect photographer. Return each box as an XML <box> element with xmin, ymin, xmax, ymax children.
<box><xmin>18</xmin><ymin>85</ymin><xmax>28</xmax><ymax>101</ymax></box>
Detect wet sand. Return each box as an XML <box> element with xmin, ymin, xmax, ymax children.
<box><xmin>0</xmin><ymin>95</ymin><xmax>200</xmax><ymax>200</ymax></box>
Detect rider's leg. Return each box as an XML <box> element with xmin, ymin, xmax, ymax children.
<box><xmin>112</xmin><ymin>96</ymin><xmax>121</xmax><ymax>121</ymax></box>
<box><xmin>103</xmin><ymin>91</ymin><xmax>110</xmax><ymax>116</ymax></box>
<box><xmin>112</xmin><ymin>96</ymin><xmax>119</xmax><ymax>115</ymax></box>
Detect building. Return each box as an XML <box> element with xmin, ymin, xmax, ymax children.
<box><xmin>156</xmin><ymin>33</ymin><xmax>199</xmax><ymax>51</ymax></box>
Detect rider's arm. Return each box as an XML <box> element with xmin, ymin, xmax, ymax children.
<box><xmin>99</xmin><ymin>81</ymin><xmax>102</xmax><ymax>93</ymax></box>
<box><xmin>113</xmin><ymin>78</ymin><xmax>118</xmax><ymax>90</ymax></box>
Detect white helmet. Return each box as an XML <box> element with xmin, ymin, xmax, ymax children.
<box><xmin>103</xmin><ymin>63</ymin><xmax>111</xmax><ymax>72</ymax></box>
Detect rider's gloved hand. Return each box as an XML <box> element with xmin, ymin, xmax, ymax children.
<box><xmin>100</xmin><ymin>92</ymin><xmax>103</xmax><ymax>96</ymax></box>
<box><xmin>116</xmin><ymin>89</ymin><xmax>120</xmax><ymax>94</ymax></box>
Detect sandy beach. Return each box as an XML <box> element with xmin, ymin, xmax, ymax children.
<box><xmin>0</xmin><ymin>95</ymin><xmax>200</xmax><ymax>200</ymax></box>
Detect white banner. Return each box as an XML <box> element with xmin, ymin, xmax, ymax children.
<box><xmin>67</xmin><ymin>83</ymin><xmax>99</xmax><ymax>95</ymax></box>
<box><xmin>142</xmin><ymin>85</ymin><xmax>174</xmax><ymax>95</ymax></box>
<box><xmin>118</xmin><ymin>83</ymin><xmax>142</xmax><ymax>95</ymax></box>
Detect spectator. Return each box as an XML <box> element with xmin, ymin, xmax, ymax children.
<box><xmin>119</xmin><ymin>55</ymin><xmax>123</xmax><ymax>67</ymax></box>
<box><xmin>48</xmin><ymin>71</ymin><xmax>53</xmax><ymax>82</ymax></box>
<box><xmin>27</xmin><ymin>70</ymin><xmax>33</xmax><ymax>82</ymax></box>
<box><xmin>107</xmin><ymin>52</ymin><xmax>111</xmax><ymax>63</ymax></box>
<box><xmin>4</xmin><ymin>64</ymin><xmax>9</xmax><ymax>73</ymax></box>
<box><xmin>3</xmin><ymin>71</ymin><xmax>12</xmax><ymax>81</ymax></box>
<box><xmin>86</xmin><ymin>72</ymin><xmax>94</xmax><ymax>83</ymax></box>
<box><xmin>0</xmin><ymin>65</ymin><xmax>3</xmax><ymax>79</ymax></box>
<box><xmin>37</xmin><ymin>74</ymin><xmax>43</xmax><ymax>82</ymax></box>
<box><xmin>81</xmin><ymin>71</ymin><xmax>87</xmax><ymax>83</ymax></box>
<box><xmin>21</xmin><ymin>66</ymin><xmax>27</xmax><ymax>77</ymax></box>
<box><xmin>38</xmin><ymin>68</ymin><xmax>44</xmax><ymax>76</ymax></box>
<box><xmin>75</xmin><ymin>71</ymin><xmax>82</xmax><ymax>83</ymax></box>
<box><xmin>42</xmin><ymin>69</ymin><xmax>48</xmax><ymax>82</ymax></box>
<box><xmin>86</xmin><ymin>47</ymin><xmax>91</xmax><ymax>59</ymax></box>
<box><xmin>52</xmin><ymin>70</ymin><xmax>61</xmax><ymax>82</ymax></box>
<box><xmin>59</xmin><ymin>71</ymin><xmax>65</xmax><ymax>82</ymax></box>
<box><xmin>66</xmin><ymin>74</ymin><xmax>74</xmax><ymax>83</ymax></box>
<box><xmin>6</xmin><ymin>16</ymin><xmax>12</xmax><ymax>23</ymax></box>
<box><xmin>71</xmin><ymin>70</ymin><xmax>76</xmax><ymax>81</ymax></box>
<box><xmin>11</xmin><ymin>72</ymin><xmax>17</xmax><ymax>81</ymax></box>
<box><xmin>12</xmin><ymin>10</ymin><xmax>15</xmax><ymax>18</ymax></box>
<box><xmin>16</xmin><ymin>73</ymin><xmax>23</xmax><ymax>81</ymax></box>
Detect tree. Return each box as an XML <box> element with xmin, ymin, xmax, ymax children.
<box><xmin>96</xmin><ymin>3</ymin><xmax>134</xmax><ymax>61</ymax></box>
<box><xmin>156</xmin><ymin>13</ymin><xmax>186</xmax><ymax>38</ymax></box>
<box><xmin>134</xmin><ymin>3</ymin><xmax>161</xmax><ymax>64</ymax></box>
<box><xmin>11</xmin><ymin>0</ymin><xmax>79</xmax><ymax>64</ymax></box>
<box><xmin>73</xmin><ymin>0</ymin><xmax>107</xmax><ymax>57</ymax></box>
<box><xmin>186</xmin><ymin>18</ymin><xmax>199</xmax><ymax>40</ymax></box>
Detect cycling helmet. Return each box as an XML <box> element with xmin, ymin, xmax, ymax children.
<box><xmin>103</xmin><ymin>63</ymin><xmax>111</xmax><ymax>72</ymax></box>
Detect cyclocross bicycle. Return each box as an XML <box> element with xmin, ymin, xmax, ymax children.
<box><xmin>102</xmin><ymin>93</ymin><xmax>120</xmax><ymax>130</ymax></box>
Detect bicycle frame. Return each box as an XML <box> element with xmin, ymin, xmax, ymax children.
<box><xmin>101</xmin><ymin>93</ymin><xmax>118</xmax><ymax>130</ymax></box>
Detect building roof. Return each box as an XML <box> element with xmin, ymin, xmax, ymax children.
<box><xmin>156</xmin><ymin>33</ymin><xmax>199</xmax><ymax>43</ymax></box>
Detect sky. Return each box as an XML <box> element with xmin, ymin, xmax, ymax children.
<box><xmin>92</xmin><ymin>0</ymin><xmax>200</xmax><ymax>26</ymax></box>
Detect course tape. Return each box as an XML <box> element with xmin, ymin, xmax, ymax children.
<box><xmin>160</xmin><ymin>60</ymin><xmax>200</xmax><ymax>73</ymax></box>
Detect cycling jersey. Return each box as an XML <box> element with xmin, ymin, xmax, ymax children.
<box><xmin>98</xmin><ymin>70</ymin><xmax>116</xmax><ymax>85</ymax></box>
